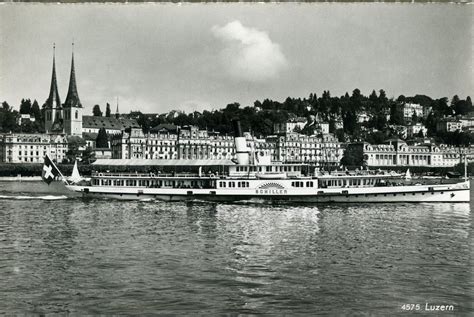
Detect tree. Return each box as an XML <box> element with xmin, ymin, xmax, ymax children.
<box><xmin>417</xmin><ymin>129</ymin><xmax>424</xmax><ymax>138</ymax></box>
<box><xmin>341</xmin><ymin>144</ymin><xmax>364</xmax><ymax>167</ymax></box>
<box><xmin>20</xmin><ymin>120</ymin><xmax>38</xmax><ymax>133</ymax></box>
<box><xmin>433</xmin><ymin>97</ymin><xmax>451</xmax><ymax>116</ymax></box>
<box><xmin>343</xmin><ymin>110</ymin><xmax>358</xmax><ymax>135</ymax></box>
<box><xmin>369</xmin><ymin>90</ymin><xmax>378</xmax><ymax>103</ymax></box>
<box><xmin>397</xmin><ymin>95</ymin><xmax>406</xmax><ymax>102</ymax></box>
<box><xmin>19</xmin><ymin>98</ymin><xmax>32</xmax><ymax>114</ymax></box>
<box><xmin>65</xmin><ymin>136</ymin><xmax>86</xmax><ymax>163</ymax></box>
<box><xmin>96</xmin><ymin>128</ymin><xmax>109</xmax><ymax>148</ymax></box>
<box><xmin>451</xmin><ymin>95</ymin><xmax>460</xmax><ymax>108</ymax></box>
<box><xmin>378</xmin><ymin>89</ymin><xmax>387</xmax><ymax>103</ymax></box>
<box><xmin>350</xmin><ymin>88</ymin><xmax>363</xmax><ymax>113</ymax></box>
<box><xmin>105</xmin><ymin>103</ymin><xmax>111</xmax><ymax>117</ymax></box>
<box><xmin>30</xmin><ymin>100</ymin><xmax>41</xmax><ymax>122</ymax></box>
<box><xmin>425</xmin><ymin>112</ymin><xmax>437</xmax><ymax>136</ymax></box>
<box><xmin>410</xmin><ymin>95</ymin><xmax>433</xmax><ymax>108</ymax></box>
<box><xmin>454</xmin><ymin>100</ymin><xmax>472</xmax><ymax>116</ymax></box>
<box><xmin>93</xmin><ymin>104</ymin><xmax>102</xmax><ymax>117</ymax></box>
<box><xmin>0</xmin><ymin>101</ymin><xmax>19</xmax><ymax>133</ymax></box>
<box><xmin>390</xmin><ymin>103</ymin><xmax>404</xmax><ymax>125</ymax></box>
<box><xmin>81</xmin><ymin>147</ymin><xmax>96</xmax><ymax>164</ymax></box>
<box><xmin>335</xmin><ymin>129</ymin><xmax>345</xmax><ymax>142</ymax></box>
<box><xmin>373</xmin><ymin>113</ymin><xmax>387</xmax><ymax>131</ymax></box>
<box><xmin>174</xmin><ymin>112</ymin><xmax>193</xmax><ymax>127</ymax></box>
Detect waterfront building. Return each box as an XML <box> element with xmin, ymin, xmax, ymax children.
<box><xmin>277</xmin><ymin>132</ymin><xmax>301</xmax><ymax>162</ymax></box>
<box><xmin>110</xmin><ymin>124</ymin><xmax>346</xmax><ymax>167</ymax></box>
<box><xmin>257</xmin><ymin>135</ymin><xmax>280</xmax><ymax>162</ymax></box>
<box><xmin>297</xmin><ymin>134</ymin><xmax>320</xmax><ymax>163</ymax></box>
<box><xmin>0</xmin><ymin>133</ymin><xmax>68</xmax><ymax>163</ymax></box>
<box><xmin>111</xmin><ymin>125</ymin><xmax>234</xmax><ymax>160</ymax></box>
<box><xmin>146</xmin><ymin>128</ymin><xmax>179</xmax><ymax>160</ymax></box>
<box><xmin>363</xmin><ymin>139</ymin><xmax>472</xmax><ymax>167</ymax></box>
<box><xmin>112</xmin><ymin>128</ymin><xmax>178</xmax><ymax>160</ymax></box>
<box><xmin>177</xmin><ymin>126</ymin><xmax>234</xmax><ymax>160</ymax></box>
<box><xmin>208</xmin><ymin>132</ymin><xmax>235</xmax><ymax>160</ymax></box>
<box><xmin>254</xmin><ymin>132</ymin><xmax>343</xmax><ymax>167</ymax></box>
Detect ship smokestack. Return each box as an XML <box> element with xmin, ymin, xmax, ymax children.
<box><xmin>232</xmin><ymin>120</ymin><xmax>243</xmax><ymax>138</ymax></box>
<box><xmin>232</xmin><ymin>119</ymin><xmax>249</xmax><ymax>165</ymax></box>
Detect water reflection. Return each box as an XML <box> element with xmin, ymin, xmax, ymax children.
<box><xmin>0</xmin><ymin>182</ymin><xmax>472</xmax><ymax>315</ymax></box>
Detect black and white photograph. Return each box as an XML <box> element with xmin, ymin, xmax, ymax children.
<box><xmin>0</xmin><ymin>2</ymin><xmax>472</xmax><ymax>315</ymax></box>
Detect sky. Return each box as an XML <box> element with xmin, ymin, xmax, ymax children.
<box><xmin>0</xmin><ymin>3</ymin><xmax>472</xmax><ymax>115</ymax></box>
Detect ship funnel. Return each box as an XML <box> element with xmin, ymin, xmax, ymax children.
<box><xmin>232</xmin><ymin>120</ymin><xmax>243</xmax><ymax>138</ymax></box>
<box><xmin>232</xmin><ymin>119</ymin><xmax>249</xmax><ymax>165</ymax></box>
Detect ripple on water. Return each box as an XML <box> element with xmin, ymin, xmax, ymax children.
<box><xmin>0</xmin><ymin>182</ymin><xmax>472</xmax><ymax>314</ymax></box>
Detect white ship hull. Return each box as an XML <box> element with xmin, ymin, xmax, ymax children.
<box><xmin>66</xmin><ymin>180</ymin><xmax>470</xmax><ymax>203</ymax></box>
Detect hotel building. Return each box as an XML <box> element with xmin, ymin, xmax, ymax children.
<box><xmin>363</xmin><ymin>139</ymin><xmax>472</xmax><ymax>167</ymax></box>
<box><xmin>0</xmin><ymin>133</ymin><xmax>68</xmax><ymax>163</ymax></box>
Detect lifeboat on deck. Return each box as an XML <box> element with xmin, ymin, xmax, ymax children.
<box><xmin>256</xmin><ymin>173</ymin><xmax>287</xmax><ymax>180</ymax></box>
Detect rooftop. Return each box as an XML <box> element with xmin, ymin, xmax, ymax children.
<box><xmin>82</xmin><ymin>116</ymin><xmax>140</xmax><ymax>130</ymax></box>
<box><xmin>150</xmin><ymin>123</ymin><xmax>179</xmax><ymax>134</ymax></box>
<box><xmin>92</xmin><ymin>158</ymin><xmax>236</xmax><ymax>166</ymax></box>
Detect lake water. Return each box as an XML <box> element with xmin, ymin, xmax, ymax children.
<box><xmin>0</xmin><ymin>181</ymin><xmax>472</xmax><ymax>315</ymax></box>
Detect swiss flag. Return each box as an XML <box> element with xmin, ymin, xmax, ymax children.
<box><xmin>42</xmin><ymin>155</ymin><xmax>61</xmax><ymax>185</ymax></box>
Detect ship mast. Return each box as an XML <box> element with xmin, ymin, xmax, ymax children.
<box><xmin>464</xmin><ymin>150</ymin><xmax>468</xmax><ymax>181</ymax></box>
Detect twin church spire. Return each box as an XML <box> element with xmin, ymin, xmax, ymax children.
<box><xmin>45</xmin><ymin>44</ymin><xmax>61</xmax><ymax>109</ymax></box>
<box><xmin>63</xmin><ymin>42</ymin><xmax>82</xmax><ymax>108</ymax></box>
<box><xmin>45</xmin><ymin>42</ymin><xmax>82</xmax><ymax>110</ymax></box>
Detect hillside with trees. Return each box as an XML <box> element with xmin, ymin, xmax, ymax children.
<box><xmin>124</xmin><ymin>90</ymin><xmax>473</xmax><ymax>146</ymax></box>
<box><xmin>2</xmin><ymin>90</ymin><xmax>472</xmax><ymax>147</ymax></box>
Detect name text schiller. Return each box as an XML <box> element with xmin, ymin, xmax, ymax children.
<box><xmin>256</xmin><ymin>189</ymin><xmax>288</xmax><ymax>195</ymax></box>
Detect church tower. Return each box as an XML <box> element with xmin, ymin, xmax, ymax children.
<box><xmin>44</xmin><ymin>44</ymin><xmax>62</xmax><ymax>133</ymax></box>
<box><xmin>115</xmin><ymin>97</ymin><xmax>120</xmax><ymax>119</ymax></box>
<box><xmin>63</xmin><ymin>43</ymin><xmax>83</xmax><ymax>136</ymax></box>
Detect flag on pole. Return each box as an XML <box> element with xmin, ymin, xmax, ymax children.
<box><xmin>42</xmin><ymin>155</ymin><xmax>61</xmax><ymax>185</ymax></box>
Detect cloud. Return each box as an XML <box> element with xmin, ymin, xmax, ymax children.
<box><xmin>211</xmin><ymin>20</ymin><xmax>287</xmax><ymax>82</ymax></box>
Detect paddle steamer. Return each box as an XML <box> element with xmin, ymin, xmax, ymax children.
<box><xmin>60</xmin><ymin>122</ymin><xmax>470</xmax><ymax>203</ymax></box>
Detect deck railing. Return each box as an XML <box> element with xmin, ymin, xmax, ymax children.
<box><xmin>92</xmin><ymin>172</ymin><xmax>212</xmax><ymax>178</ymax></box>
<box><xmin>92</xmin><ymin>170</ymin><xmax>403</xmax><ymax>179</ymax></box>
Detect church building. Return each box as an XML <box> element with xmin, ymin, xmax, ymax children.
<box><xmin>43</xmin><ymin>45</ymin><xmax>138</xmax><ymax>138</ymax></box>
<box><xmin>44</xmin><ymin>44</ymin><xmax>83</xmax><ymax>136</ymax></box>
